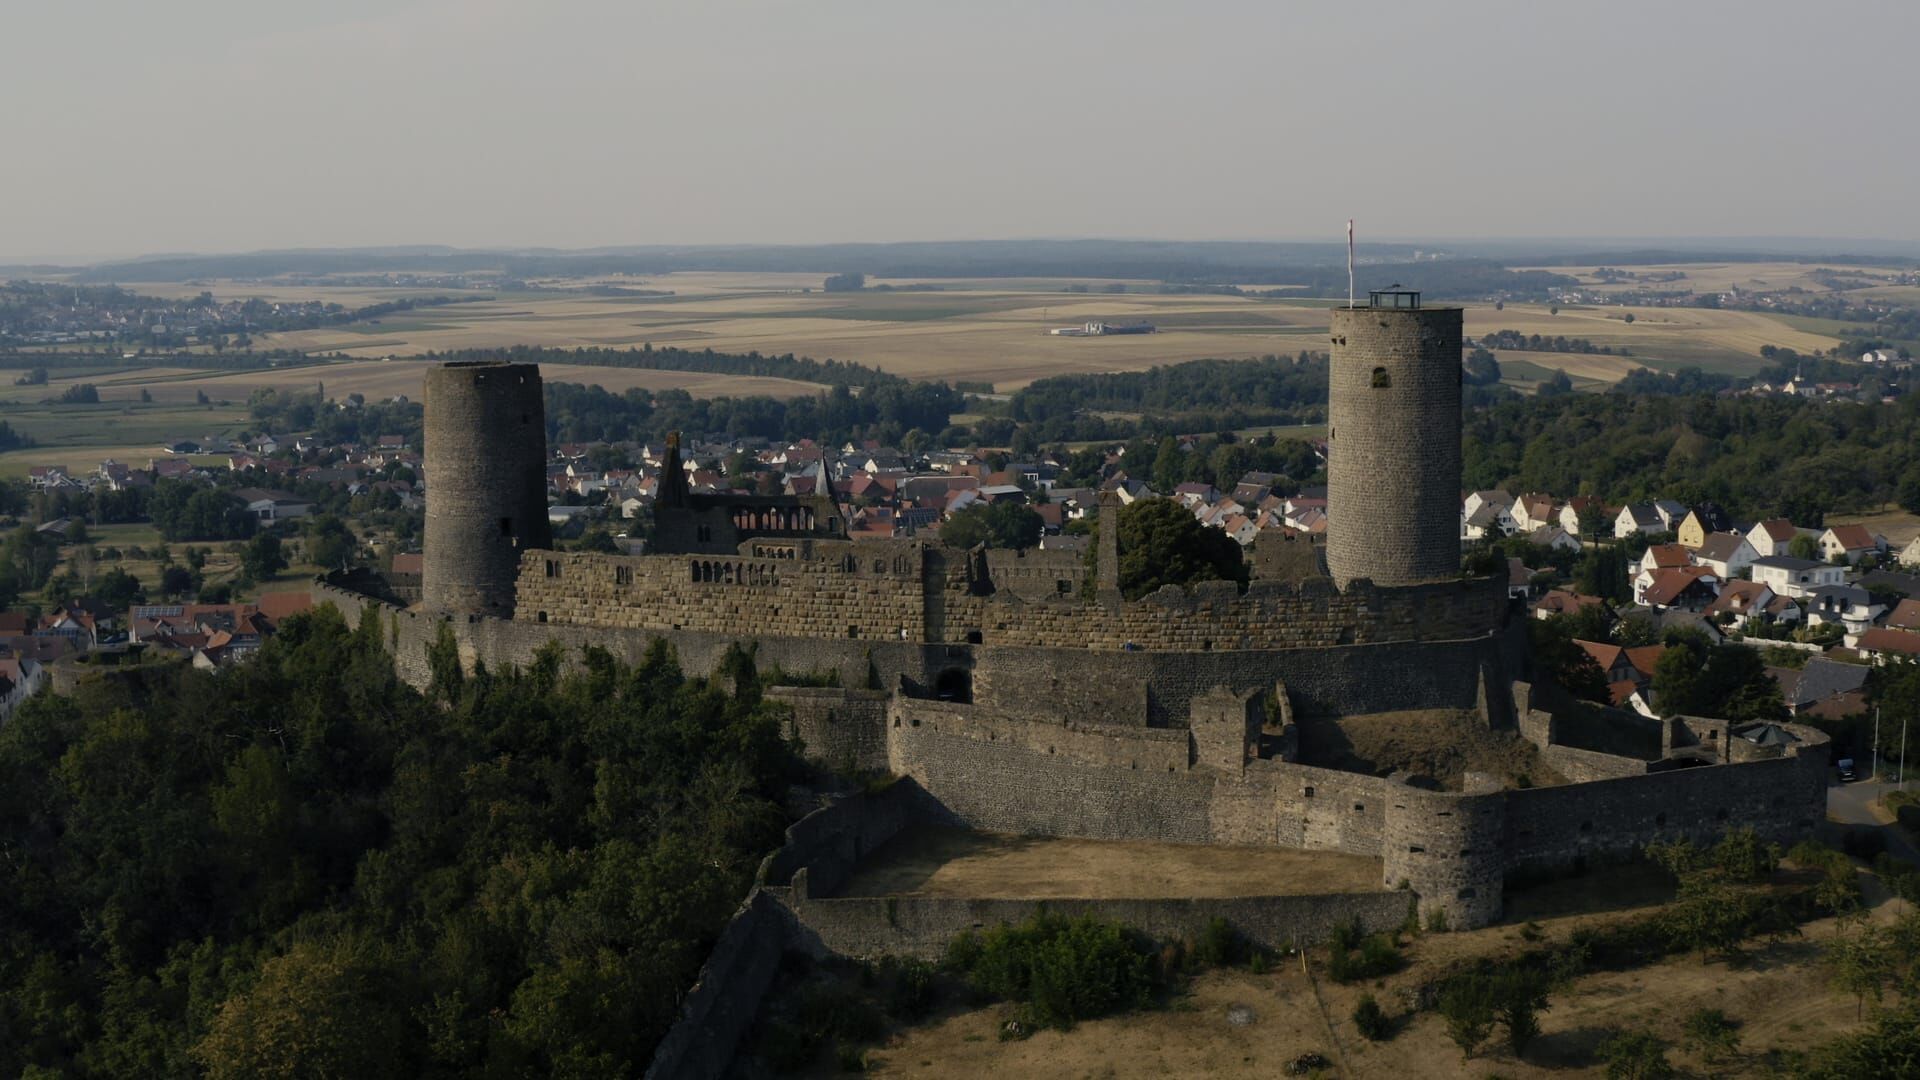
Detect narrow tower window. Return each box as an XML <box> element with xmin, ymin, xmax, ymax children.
<box><xmin>1371</xmin><ymin>366</ymin><xmax>1391</xmax><ymax>388</ymax></box>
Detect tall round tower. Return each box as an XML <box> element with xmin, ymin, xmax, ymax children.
<box><xmin>1326</xmin><ymin>291</ymin><xmax>1463</xmax><ymax>588</ymax></box>
<box><xmin>423</xmin><ymin>361</ymin><xmax>551</xmax><ymax>615</ymax></box>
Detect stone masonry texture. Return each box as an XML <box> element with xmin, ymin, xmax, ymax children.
<box><xmin>423</xmin><ymin>362</ymin><xmax>551</xmax><ymax>615</ymax></box>
<box><xmin>1327</xmin><ymin>305</ymin><xmax>1464</xmax><ymax>588</ymax></box>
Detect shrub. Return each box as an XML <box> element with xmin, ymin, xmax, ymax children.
<box><xmin>1712</xmin><ymin>827</ymin><xmax>1780</xmax><ymax>883</ymax></box>
<box><xmin>1494</xmin><ymin>969</ymin><xmax>1550</xmax><ymax>1057</ymax></box>
<box><xmin>877</xmin><ymin>956</ymin><xmax>935</xmax><ymax>1021</ymax></box>
<box><xmin>944</xmin><ymin>913</ymin><xmax>1156</xmax><ymax>1031</ymax></box>
<box><xmin>1598</xmin><ymin>1029</ymin><xmax>1673</xmax><ymax>1079</ymax></box>
<box><xmin>1681</xmin><ymin>1007</ymin><xmax>1740</xmax><ymax>1064</ymax></box>
<box><xmin>1352</xmin><ymin>993</ymin><xmax>1390</xmax><ymax>1041</ymax></box>
<box><xmin>1438</xmin><ymin>972</ymin><xmax>1497</xmax><ymax>1060</ymax></box>
<box><xmin>1426</xmin><ymin>907</ymin><xmax>1450</xmax><ymax>933</ymax></box>
<box><xmin>1195</xmin><ymin>917</ymin><xmax>1241</xmax><ymax>968</ymax></box>
<box><xmin>1327</xmin><ymin>932</ymin><xmax>1401</xmax><ymax>984</ymax></box>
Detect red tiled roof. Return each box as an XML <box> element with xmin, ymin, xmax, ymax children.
<box><xmin>1859</xmin><ymin>628</ymin><xmax>1920</xmax><ymax>656</ymax></box>
<box><xmin>1827</xmin><ymin>524</ymin><xmax>1876</xmax><ymax>550</ymax></box>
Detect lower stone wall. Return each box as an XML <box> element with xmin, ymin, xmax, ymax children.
<box><xmin>887</xmin><ymin>701</ymin><xmax>1216</xmax><ymax>843</ymax></box>
<box><xmin>1543</xmin><ymin>744</ymin><xmax>1652</xmax><ymax>783</ymax></box>
<box><xmin>782</xmin><ymin>887</ymin><xmax>1414</xmax><ymax>961</ymax></box>
<box><xmin>1504</xmin><ymin>745</ymin><xmax>1828</xmax><ymax>873</ymax></box>
<box><xmin>767</xmin><ymin>687</ymin><xmax>892</xmax><ymax>773</ymax></box>
<box><xmin>760</xmin><ymin>781</ymin><xmax>940</xmax><ymax>898</ymax></box>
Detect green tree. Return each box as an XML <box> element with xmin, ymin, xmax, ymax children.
<box><xmin>942</xmin><ymin>502</ymin><xmax>1044</xmax><ymax>550</ymax></box>
<box><xmin>192</xmin><ymin>936</ymin><xmax>413</xmax><ymax>1079</ymax></box>
<box><xmin>1093</xmin><ymin>497</ymin><xmax>1245</xmax><ymax>600</ymax></box>
<box><xmin>242</xmin><ymin>532</ymin><xmax>287</xmax><ymax>581</ymax></box>
<box><xmin>301</xmin><ymin>514</ymin><xmax>357</xmax><ymax>570</ymax></box>
<box><xmin>1789</xmin><ymin>533</ymin><xmax>1821</xmax><ymax>560</ymax></box>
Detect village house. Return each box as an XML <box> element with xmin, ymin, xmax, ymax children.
<box><xmin>1771</xmin><ymin>657</ymin><xmax>1871</xmax><ymax>719</ymax></box>
<box><xmin>1635</xmin><ymin>566</ymin><xmax>1720</xmax><ymax>610</ymax></box>
<box><xmin>1744</xmin><ymin>518</ymin><xmax>1803</xmax><ymax>559</ymax></box>
<box><xmin>1855</xmin><ymin>627</ymin><xmax>1920</xmax><ymax>662</ymax></box>
<box><xmin>1510</xmin><ymin>493</ymin><xmax>1557</xmax><ymax>533</ymax></box>
<box><xmin>1887</xmin><ymin>598</ymin><xmax>1920</xmax><ymax>632</ymax></box>
<box><xmin>1750</xmin><ymin>555</ymin><xmax>1846</xmax><ymax>599</ymax></box>
<box><xmin>1558</xmin><ymin>495</ymin><xmax>1608</xmax><ymax>537</ymax></box>
<box><xmin>1818</xmin><ymin>524</ymin><xmax>1880</xmax><ymax>565</ymax></box>
<box><xmin>1805</xmin><ymin>585</ymin><xmax>1882</xmax><ymax>635</ymax></box>
<box><xmin>1613</xmin><ymin>503</ymin><xmax>1665</xmax><ymax>539</ymax></box>
<box><xmin>1690</xmin><ymin>531</ymin><xmax>1757</xmax><ymax>579</ymax></box>
<box><xmin>1676</xmin><ymin>503</ymin><xmax>1733</xmax><ymax>549</ymax></box>
<box><xmin>1533</xmin><ymin>588</ymin><xmax>1607</xmax><ymax>620</ymax></box>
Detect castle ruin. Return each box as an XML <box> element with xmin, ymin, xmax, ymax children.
<box><xmin>328</xmin><ymin>292</ymin><xmax>1827</xmax><ymax>957</ymax></box>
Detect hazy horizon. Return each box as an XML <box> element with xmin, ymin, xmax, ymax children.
<box><xmin>5</xmin><ymin>0</ymin><xmax>1917</xmax><ymax>260</ymax></box>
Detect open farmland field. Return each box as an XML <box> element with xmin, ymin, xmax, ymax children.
<box><xmin>1514</xmin><ymin>260</ymin><xmax>1911</xmax><ymax>295</ymax></box>
<box><xmin>1466</xmin><ymin>302</ymin><xmax>1836</xmax><ymax>375</ymax></box>
<box><xmin>80</xmin><ymin>270</ymin><xmax>1850</xmax><ymax>391</ymax></box>
<box><xmin>0</xmin><ymin>359</ymin><xmax>832</xmax><ymax>408</ymax></box>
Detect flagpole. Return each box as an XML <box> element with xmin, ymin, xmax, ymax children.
<box><xmin>1347</xmin><ymin>220</ymin><xmax>1355</xmax><ymax>308</ymax></box>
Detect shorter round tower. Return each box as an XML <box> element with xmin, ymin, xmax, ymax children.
<box><xmin>1326</xmin><ymin>292</ymin><xmax>1463</xmax><ymax>587</ymax></box>
<box><xmin>423</xmin><ymin>361</ymin><xmax>551</xmax><ymax>615</ymax></box>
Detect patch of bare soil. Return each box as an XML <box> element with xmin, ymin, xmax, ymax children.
<box><xmin>837</xmin><ymin>827</ymin><xmax>1384</xmax><ymax>899</ymax></box>
<box><xmin>1295</xmin><ymin>710</ymin><xmax>1568</xmax><ymax>790</ymax></box>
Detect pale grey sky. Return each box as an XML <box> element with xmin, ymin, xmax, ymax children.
<box><xmin>3</xmin><ymin>0</ymin><xmax>1916</xmax><ymax>259</ymax></box>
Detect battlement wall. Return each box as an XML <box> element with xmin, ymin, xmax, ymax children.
<box><xmin>947</xmin><ymin>574</ymin><xmax>1509</xmax><ymax>653</ymax></box>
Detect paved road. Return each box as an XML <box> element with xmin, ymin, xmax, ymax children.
<box><xmin>1829</xmin><ymin>778</ymin><xmax>1920</xmax><ymax>865</ymax></box>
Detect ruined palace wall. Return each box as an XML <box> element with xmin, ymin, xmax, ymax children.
<box><xmin>514</xmin><ymin>547</ymin><xmax>931</xmax><ymax>644</ymax></box>
<box><xmin>507</xmin><ymin>547</ymin><xmax>1507</xmax><ymax>657</ymax></box>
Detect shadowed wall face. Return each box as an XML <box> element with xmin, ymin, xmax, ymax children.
<box><xmin>1326</xmin><ymin>306</ymin><xmax>1464</xmax><ymax>588</ymax></box>
<box><xmin>423</xmin><ymin>362</ymin><xmax>552</xmax><ymax>615</ymax></box>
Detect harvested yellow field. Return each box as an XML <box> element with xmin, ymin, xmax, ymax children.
<box><xmin>1490</xmin><ymin>349</ymin><xmax>1648</xmax><ymax>383</ymax></box>
<box><xmin>42</xmin><ymin>360</ymin><xmax>831</xmax><ymax>406</ymax></box>
<box><xmin>1467</xmin><ymin>303</ymin><xmax>1835</xmax><ymax>370</ymax></box>
<box><xmin>97</xmin><ymin>274</ymin><xmax>1844</xmax><ymax>389</ymax></box>
<box><xmin>1514</xmin><ymin>261</ymin><xmax>1909</xmax><ymax>295</ymax></box>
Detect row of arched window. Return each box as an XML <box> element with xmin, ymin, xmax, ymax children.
<box><xmin>690</xmin><ymin>560</ymin><xmax>778</xmax><ymax>586</ymax></box>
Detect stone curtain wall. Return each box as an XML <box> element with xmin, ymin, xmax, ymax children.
<box><xmin>1502</xmin><ymin>738</ymin><xmax>1829</xmax><ymax>873</ymax></box>
<box><xmin>423</xmin><ymin>363</ymin><xmax>551</xmax><ymax>616</ymax></box>
<box><xmin>1326</xmin><ymin>305</ymin><xmax>1465</xmax><ymax>588</ymax></box>
<box><xmin>640</xmin><ymin>890</ymin><xmax>793</xmax><ymax>1080</ymax></box>
<box><xmin>783</xmin><ymin>887</ymin><xmax>1413</xmax><ymax>962</ymax></box>
<box><xmin>888</xmin><ymin>700</ymin><xmax>1218</xmax><ymax>843</ymax></box>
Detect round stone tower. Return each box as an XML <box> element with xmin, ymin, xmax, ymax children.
<box><xmin>1326</xmin><ymin>291</ymin><xmax>1463</xmax><ymax>588</ymax></box>
<box><xmin>423</xmin><ymin>361</ymin><xmax>551</xmax><ymax>615</ymax></box>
